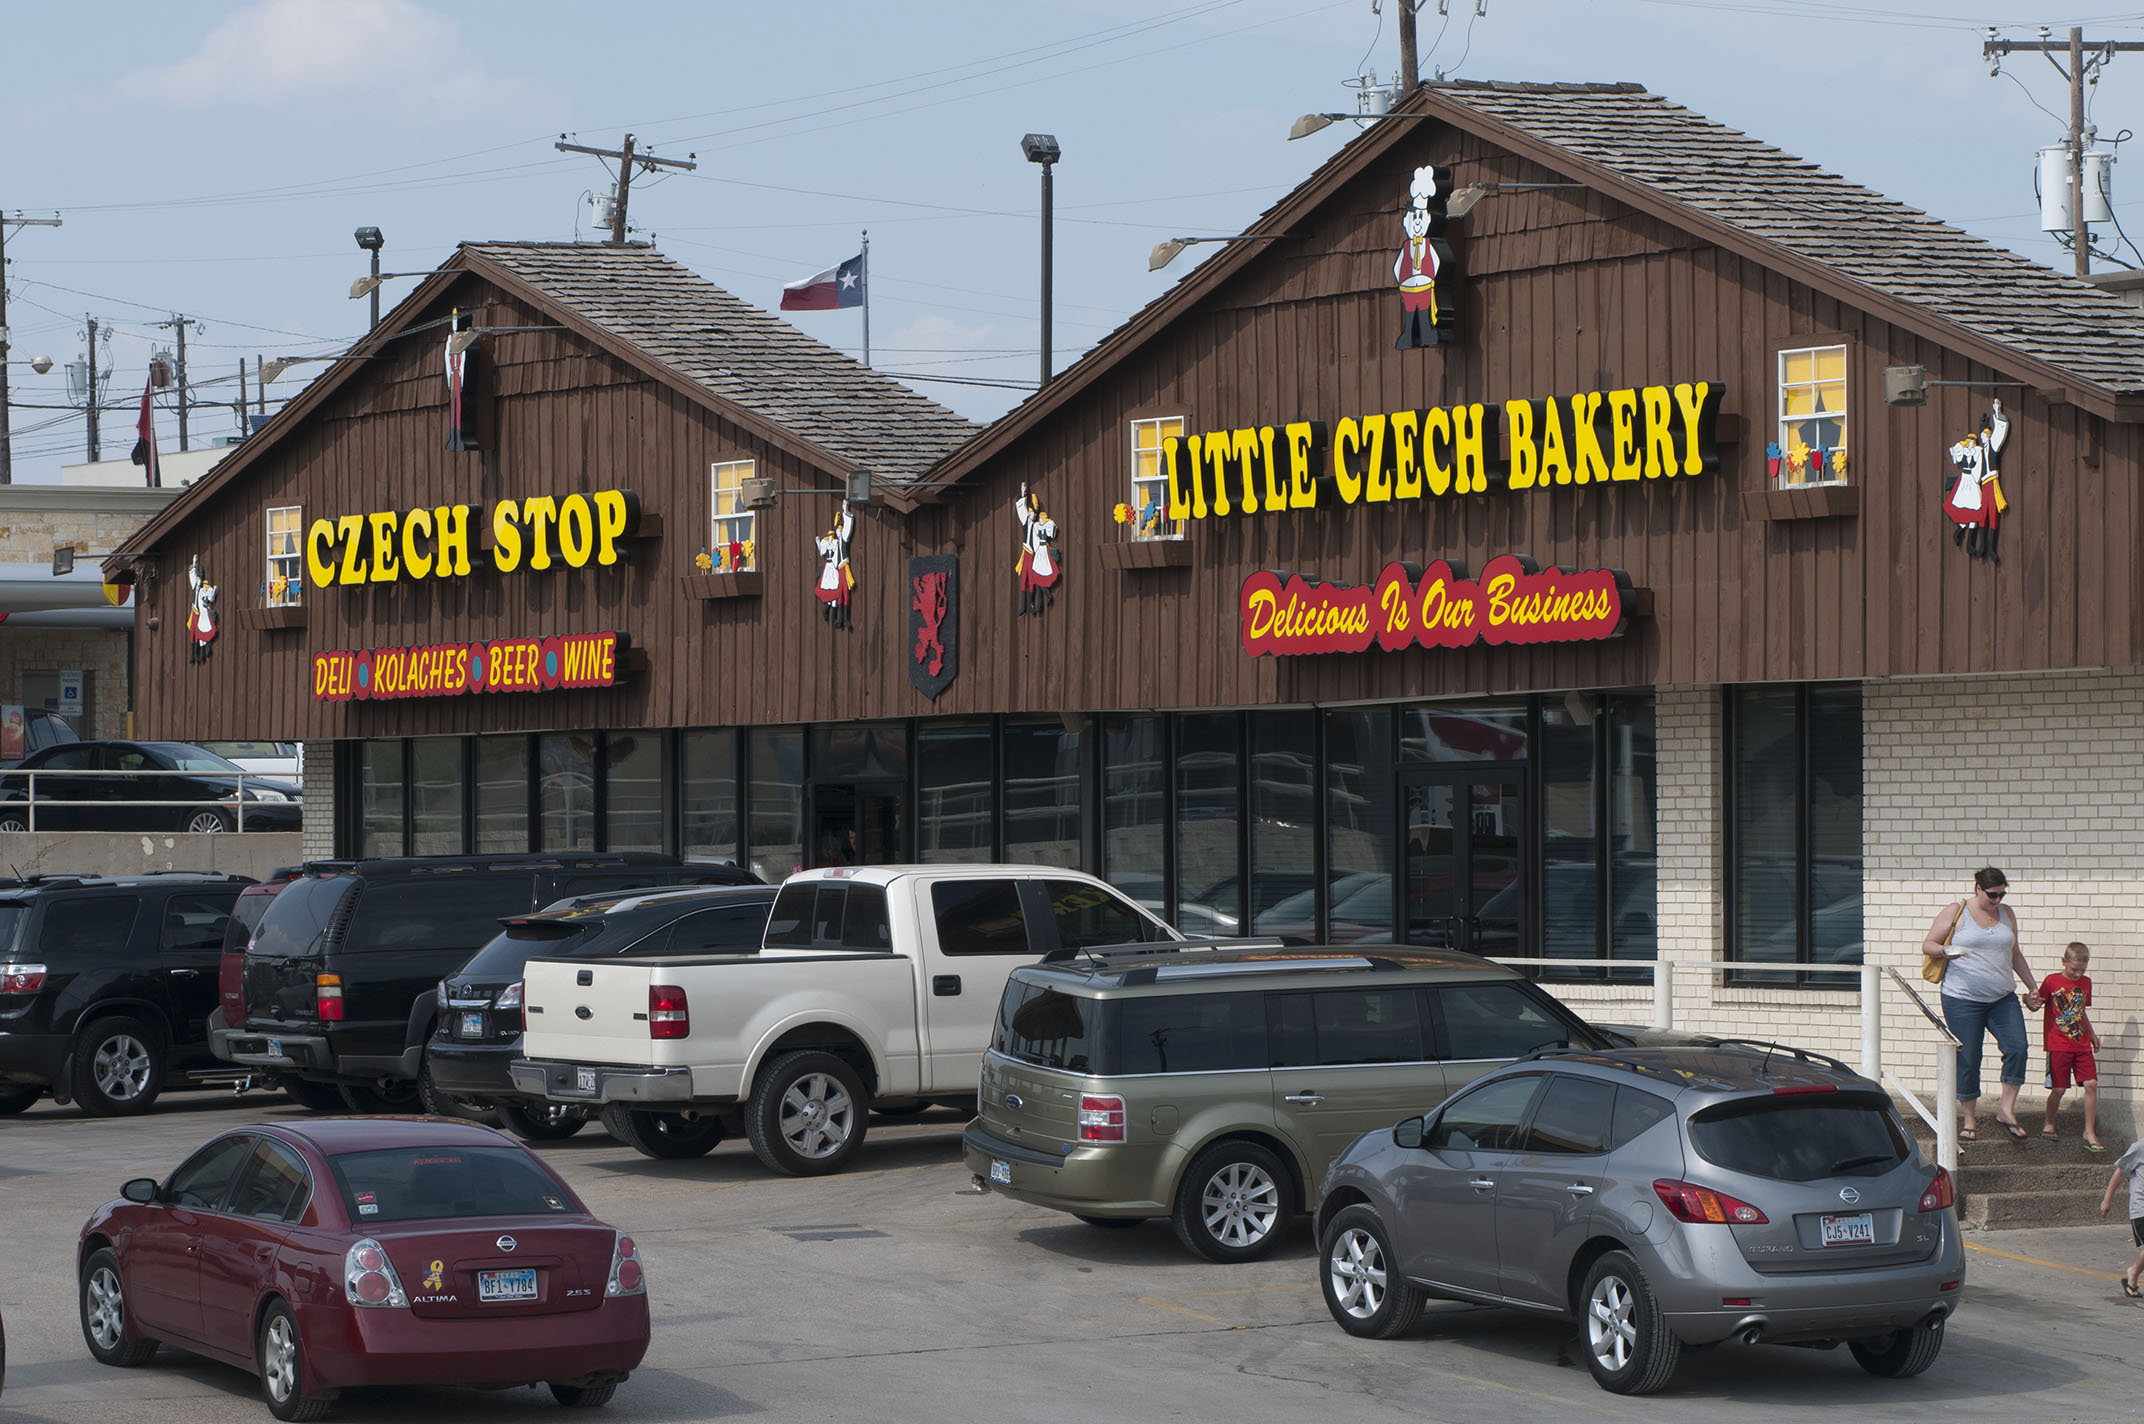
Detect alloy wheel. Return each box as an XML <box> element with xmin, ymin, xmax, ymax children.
<box><xmin>777</xmin><ymin>1072</ymin><xmax>855</xmax><ymax>1159</ymax></box>
<box><xmin>86</xmin><ymin>1266</ymin><xmax>126</xmax><ymax>1350</ymax></box>
<box><xmin>1588</xmin><ymin>1274</ymin><xmax>1637</xmax><ymax>1372</ymax></box>
<box><xmin>187</xmin><ymin>811</ymin><xmax>228</xmax><ymax>833</ymax></box>
<box><xmin>93</xmin><ymin>1035</ymin><xmax>153</xmax><ymax>1101</ymax></box>
<box><xmin>1199</xmin><ymin>1162</ymin><xmax>1280</xmax><ymax>1247</ymax></box>
<box><xmin>263</xmin><ymin>1314</ymin><xmax>298</xmax><ymax>1402</ymax></box>
<box><xmin>1328</xmin><ymin>1227</ymin><xmax>1388</xmax><ymax>1319</ymax></box>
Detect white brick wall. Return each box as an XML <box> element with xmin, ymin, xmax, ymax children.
<box><xmin>1537</xmin><ymin>675</ymin><xmax>2141</xmax><ymax>1139</ymax></box>
<box><xmin>301</xmin><ymin>740</ymin><xmax>335</xmax><ymax>861</ymax></box>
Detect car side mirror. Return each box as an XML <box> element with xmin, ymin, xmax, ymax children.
<box><xmin>121</xmin><ymin>1177</ymin><xmax>160</xmax><ymax>1204</ymax></box>
<box><xmin>1392</xmin><ymin>1116</ymin><xmax>1426</xmax><ymax>1151</ymax></box>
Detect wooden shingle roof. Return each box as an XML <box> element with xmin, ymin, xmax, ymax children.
<box><xmin>464</xmin><ymin>242</ymin><xmax>979</xmax><ymax>485</ymax></box>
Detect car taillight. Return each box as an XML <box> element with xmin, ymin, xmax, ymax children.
<box><xmin>649</xmin><ymin>984</ymin><xmax>688</xmax><ymax>1039</ymax></box>
<box><xmin>1653</xmin><ymin>1178</ymin><xmax>1769</xmax><ymax>1225</ymax></box>
<box><xmin>498</xmin><ymin>980</ymin><xmax>525</xmax><ymax>1032</ymax></box>
<box><xmin>606</xmin><ymin>1232</ymin><xmax>644</xmax><ymax>1297</ymax></box>
<box><xmin>1919</xmin><ymin>1166</ymin><xmax>1955</xmax><ymax>1213</ymax></box>
<box><xmin>343</xmin><ymin>1238</ymin><xmax>408</xmax><ymax>1308</ymax></box>
<box><xmin>0</xmin><ymin>963</ymin><xmax>46</xmax><ymax>994</ymax></box>
<box><xmin>1077</xmin><ymin>1094</ymin><xmax>1126</xmax><ymax>1144</ymax></box>
<box><xmin>315</xmin><ymin>972</ymin><xmax>344</xmax><ymax>1022</ymax></box>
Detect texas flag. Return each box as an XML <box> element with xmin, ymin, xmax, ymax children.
<box><xmin>780</xmin><ymin>254</ymin><xmax>863</xmax><ymax>311</ymax></box>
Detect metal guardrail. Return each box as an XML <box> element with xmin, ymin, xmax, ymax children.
<box><xmin>0</xmin><ymin>766</ymin><xmax>294</xmax><ymax>832</ymax></box>
<box><xmin>1495</xmin><ymin>955</ymin><xmax>1962</xmax><ymax>1173</ymax></box>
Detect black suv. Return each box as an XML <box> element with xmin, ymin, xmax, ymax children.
<box><xmin>0</xmin><ymin>872</ymin><xmax>254</xmax><ymax>1115</ymax></box>
<box><xmin>216</xmin><ymin>853</ymin><xmax>757</xmax><ymax>1112</ymax></box>
<box><xmin>429</xmin><ymin>883</ymin><xmax>778</xmax><ymax>1140</ymax></box>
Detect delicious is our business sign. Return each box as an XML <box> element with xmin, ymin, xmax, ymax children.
<box><xmin>1241</xmin><ymin>558</ymin><xmax>1631</xmax><ymax>658</ymax></box>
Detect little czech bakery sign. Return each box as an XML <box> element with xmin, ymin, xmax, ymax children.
<box><xmin>1240</xmin><ymin>558</ymin><xmax>1632</xmax><ymax>657</ymax></box>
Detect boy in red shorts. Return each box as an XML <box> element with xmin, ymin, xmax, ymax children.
<box><xmin>2040</xmin><ymin>941</ymin><xmax>2104</xmax><ymax>1152</ymax></box>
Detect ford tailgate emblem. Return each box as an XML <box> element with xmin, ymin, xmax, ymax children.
<box><xmin>1005</xmin><ymin>1093</ymin><xmax>1024</xmax><ymax>1110</ymax></box>
<box><xmin>497</xmin><ymin>1235</ymin><xmax>517</xmax><ymax>1252</ymax></box>
<box><xmin>575</xmin><ymin>1006</ymin><xmax>592</xmax><ymax>1020</ymax></box>
<box><xmin>1838</xmin><ymin>1186</ymin><xmax>1860</xmax><ymax>1205</ymax></box>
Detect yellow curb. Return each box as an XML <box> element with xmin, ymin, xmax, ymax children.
<box><xmin>1964</xmin><ymin>1240</ymin><xmax>2126</xmax><ymax>1282</ymax></box>
<box><xmin>1137</xmin><ymin>1295</ymin><xmax>1237</xmax><ymax>1326</ymax></box>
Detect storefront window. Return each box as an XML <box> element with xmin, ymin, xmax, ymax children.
<box><xmin>1174</xmin><ymin>713</ymin><xmax>1239</xmax><ymax>932</ymax></box>
<box><xmin>409</xmin><ymin>738</ymin><xmax>463</xmax><ymax>856</ymax></box>
<box><xmin>748</xmin><ymin>728</ymin><xmax>804</xmax><ymax>882</ymax></box>
<box><xmin>710</xmin><ymin>459</ymin><xmax>757</xmax><ymax>572</ymax></box>
<box><xmin>1127</xmin><ymin>416</ymin><xmax>1185</xmax><ymax>539</ymax></box>
<box><xmin>604</xmin><ymin>732</ymin><xmax>663</xmax><ymax>852</ymax></box>
<box><xmin>1538</xmin><ymin>700</ymin><xmax>1597</xmax><ymax>965</ymax></box>
<box><xmin>1728</xmin><ymin>684</ymin><xmax>1862</xmax><ymax>970</ymax></box>
<box><xmin>1399</xmin><ymin>700</ymin><xmax>1527</xmax><ymax>762</ymax></box>
<box><xmin>1003</xmin><ymin>717</ymin><xmax>1082</xmax><ymax>869</ymax></box>
<box><xmin>1777</xmin><ymin>345</ymin><xmax>1848</xmax><ymax>488</ymax></box>
<box><xmin>1101</xmin><ymin>714</ymin><xmax>1166</xmax><ymax>913</ymax></box>
<box><xmin>1608</xmin><ymin>697</ymin><xmax>1658</xmax><ymax>966</ymax></box>
<box><xmin>474</xmin><ymin>735</ymin><xmax>530</xmax><ymax>853</ymax></box>
<box><xmin>680</xmin><ymin>729</ymin><xmax>739</xmax><ymax>863</ymax></box>
<box><xmin>357</xmin><ymin>740</ymin><xmax>404</xmax><ymax>857</ymax></box>
<box><xmin>538</xmin><ymin>733</ymin><xmax>595</xmax><ymax>852</ymax></box>
<box><xmin>265</xmin><ymin>506</ymin><xmax>303</xmax><ymax>607</ymax></box>
<box><xmin>1324</xmin><ymin>707</ymin><xmax>1393</xmax><ymax>943</ymax></box>
<box><xmin>812</xmin><ymin>722</ymin><xmax>907</xmax><ymax>781</ymax></box>
<box><xmin>918</xmin><ymin>721</ymin><xmax>993</xmax><ymax>863</ymax></box>
<box><xmin>1248</xmin><ymin>711</ymin><xmax>1316</xmax><ymax>940</ymax></box>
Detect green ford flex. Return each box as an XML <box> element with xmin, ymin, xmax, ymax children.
<box><xmin>963</xmin><ymin>944</ymin><xmax>1613</xmax><ymax>1261</ymax></box>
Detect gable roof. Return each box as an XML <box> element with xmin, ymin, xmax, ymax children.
<box><xmin>112</xmin><ymin>241</ymin><xmax>978</xmax><ymax>566</ymax></box>
<box><xmin>920</xmin><ymin>79</ymin><xmax>2144</xmax><ymax>497</ymax></box>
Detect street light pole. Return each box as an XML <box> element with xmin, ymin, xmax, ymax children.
<box><xmin>1</xmin><ymin>210</ymin><xmax>65</xmax><ymax>485</ymax></box>
<box><xmin>355</xmin><ymin>227</ymin><xmax>386</xmax><ymax>329</ymax></box>
<box><xmin>1021</xmin><ymin>134</ymin><xmax>1062</xmax><ymax>388</ymax></box>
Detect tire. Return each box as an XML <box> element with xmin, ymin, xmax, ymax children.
<box><xmin>415</xmin><ymin>1056</ymin><xmax>495</xmax><ymax>1122</ymax></box>
<box><xmin>0</xmin><ymin>1084</ymin><xmax>41</xmax><ymax>1116</ymax></box>
<box><xmin>79</xmin><ymin>1248</ymin><xmax>158</xmax><ymax>1367</ymax></box>
<box><xmin>496</xmin><ymin>1100</ymin><xmax>592</xmax><ymax>1142</ymax></box>
<box><xmin>281</xmin><ymin>1079</ymin><xmax>348</xmax><ymax>1114</ymax></box>
<box><xmin>1848</xmin><ymin>1319</ymin><xmax>1945</xmax><ymax>1378</ymax></box>
<box><xmin>258</xmin><ymin>1300</ymin><xmax>332</xmax><ymax>1421</ymax></box>
<box><xmin>549</xmin><ymin>1381</ymin><xmax>618</xmax><ymax>1408</ymax></box>
<box><xmin>0</xmin><ymin>814</ymin><xmax>27</xmax><ymax>833</ymax></box>
<box><xmin>745</xmin><ymin>1050</ymin><xmax>867</xmax><ymax>1177</ymax></box>
<box><xmin>1580</xmin><ymin>1250</ymin><xmax>1682</xmax><ymax>1396</ymax></box>
<box><xmin>1074</xmin><ymin>1215</ymin><xmax>1145</xmax><ymax>1229</ymax></box>
<box><xmin>74</xmin><ymin>1018</ymin><xmax>164</xmax><ymax>1117</ymax></box>
<box><xmin>338</xmin><ymin>1079</ymin><xmax>421</xmax><ymax>1114</ymax></box>
<box><xmin>1171</xmin><ymin>1140</ymin><xmax>1293</xmax><ymax>1263</ymax></box>
<box><xmin>185</xmin><ymin>809</ymin><xmax>232</xmax><ymax>834</ymax></box>
<box><xmin>601</xmin><ymin>1104</ymin><xmax>724</xmax><ymax>1160</ymax></box>
<box><xmin>1319</xmin><ymin>1204</ymin><xmax>1425</xmax><ymax>1339</ymax></box>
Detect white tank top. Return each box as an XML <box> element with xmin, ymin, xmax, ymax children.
<box><xmin>1940</xmin><ymin>901</ymin><xmax>2016</xmax><ymax>1003</ymax></box>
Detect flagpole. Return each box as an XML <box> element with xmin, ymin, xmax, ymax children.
<box><xmin>860</xmin><ymin>229</ymin><xmax>871</xmax><ymax>369</ymax></box>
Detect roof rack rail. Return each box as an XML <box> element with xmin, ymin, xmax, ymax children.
<box><xmin>1521</xmin><ymin>1045</ymin><xmax>1741</xmax><ymax>1090</ymax></box>
<box><xmin>1699</xmin><ymin>1037</ymin><xmax>1857</xmax><ymax>1078</ymax></box>
<box><xmin>1037</xmin><ymin>936</ymin><xmax>1284</xmax><ymax>967</ymax></box>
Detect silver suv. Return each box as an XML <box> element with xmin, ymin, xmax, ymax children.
<box><xmin>1314</xmin><ymin>1042</ymin><xmax>1962</xmax><ymax>1395</ymax></box>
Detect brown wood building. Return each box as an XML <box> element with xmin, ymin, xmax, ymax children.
<box><xmin>106</xmin><ymin>83</ymin><xmax>2144</xmax><ymax>1106</ymax></box>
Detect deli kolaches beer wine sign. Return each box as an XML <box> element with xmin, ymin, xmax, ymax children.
<box><xmin>1240</xmin><ymin>558</ymin><xmax>1632</xmax><ymax>658</ymax></box>
<box><xmin>314</xmin><ymin>631</ymin><xmax>624</xmax><ymax>701</ymax></box>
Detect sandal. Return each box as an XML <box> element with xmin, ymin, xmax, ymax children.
<box><xmin>2124</xmin><ymin>1279</ymin><xmax>2141</xmax><ymax>1299</ymax></box>
<box><xmin>1958</xmin><ymin>1126</ymin><xmax>1978</xmax><ymax>1141</ymax></box>
<box><xmin>2039</xmin><ymin>1128</ymin><xmax>2060</xmax><ymax>1140</ymax></box>
<box><xmin>1995</xmin><ymin>1118</ymin><xmax>2029</xmax><ymax>1141</ymax></box>
<box><xmin>2086</xmin><ymin>1140</ymin><xmax>2108</xmax><ymax>1154</ymax></box>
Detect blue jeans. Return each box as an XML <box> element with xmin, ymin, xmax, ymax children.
<box><xmin>1941</xmin><ymin>992</ymin><xmax>2027</xmax><ymax>1103</ymax></box>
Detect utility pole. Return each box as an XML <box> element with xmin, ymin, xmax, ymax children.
<box><xmin>83</xmin><ymin>314</ymin><xmax>99</xmax><ymax>463</ymax></box>
<box><xmin>0</xmin><ymin>210</ymin><xmax>64</xmax><ymax>485</ymax></box>
<box><xmin>1398</xmin><ymin>0</ymin><xmax>1419</xmax><ymax>96</ymax></box>
<box><xmin>553</xmin><ymin>133</ymin><xmax>697</xmax><ymax>244</ymax></box>
<box><xmin>153</xmin><ymin>313</ymin><xmax>203</xmax><ymax>451</ymax></box>
<box><xmin>1984</xmin><ymin>26</ymin><xmax>2144</xmax><ymax>277</ymax></box>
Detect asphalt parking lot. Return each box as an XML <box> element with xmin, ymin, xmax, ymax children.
<box><xmin>2</xmin><ymin>1089</ymin><xmax>2137</xmax><ymax>1423</ymax></box>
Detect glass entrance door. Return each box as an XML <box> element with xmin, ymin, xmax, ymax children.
<box><xmin>1401</xmin><ymin>773</ymin><xmax>1525</xmax><ymax>956</ymax></box>
<box><xmin>809</xmin><ymin>781</ymin><xmax>906</xmax><ymax>866</ymax></box>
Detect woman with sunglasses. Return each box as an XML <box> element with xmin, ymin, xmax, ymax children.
<box><xmin>1923</xmin><ymin>867</ymin><xmax>2045</xmax><ymax>1141</ymax></box>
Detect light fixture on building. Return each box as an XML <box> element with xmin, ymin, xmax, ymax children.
<box><xmin>1146</xmin><ymin>234</ymin><xmax>1291</xmax><ymax>272</ymax></box>
<box><xmin>740</xmin><ymin>475</ymin><xmax>778</xmax><ymax>511</ymax></box>
<box><xmin>446</xmin><ymin>328</ymin><xmax>480</xmax><ymax>358</ymax></box>
<box><xmin>846</xmin><ymin>467</ymin><xmax>872</xmax><ymax>505</ymax></box>
<box><xmin>1881</xmin><ymin>365</ymin><xmax>2027</xmax><ymax>408</ymax></box>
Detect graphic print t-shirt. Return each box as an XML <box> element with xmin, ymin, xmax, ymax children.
<box><xmin>2039</xmin><ymin>972</ymin><xmax>2092</xmax><ymax>1052</ymax></box>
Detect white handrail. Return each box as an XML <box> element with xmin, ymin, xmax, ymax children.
<box><xmin>2</xmin><ymin>766</ymin><xmax>288</xmax><ymax>832</ymax></box>
<box><xmin>1878</xmin><ymin>965</ymin><xmax>1962</xmax><ymax>1173</ymax></box>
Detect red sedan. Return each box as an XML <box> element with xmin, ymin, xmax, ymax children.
<box><xmin>76</xmin><ymin>1117</ymin><xmax>649</xmax><ymax>1420</ymax></box>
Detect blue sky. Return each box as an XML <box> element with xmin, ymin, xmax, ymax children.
<box><xmin>5</xmin><ymin>0</ymin><xmax>2142</xmax><ymax>479</ymax></box>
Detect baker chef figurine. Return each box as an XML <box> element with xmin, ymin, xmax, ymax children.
<box><xmin>1394</xmin><ymin>163</ymin><xmax>1456</xmax><ymax>350</ymax></box>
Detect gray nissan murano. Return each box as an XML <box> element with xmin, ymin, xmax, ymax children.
<box><xmin>1313</xmin><ymin>1041</ymin><xmax>1963</xmax><ymax>1395</ymax></box>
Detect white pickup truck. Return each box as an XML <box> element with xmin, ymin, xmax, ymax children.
<box><xmin>511</xmin><ymin>864</ymin><xmax>1177</xmax><ymax>1174</ymax></box>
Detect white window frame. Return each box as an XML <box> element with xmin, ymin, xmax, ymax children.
<box><xmin>1776</xmin><ymin>344</ymin><xmax>1849</xmax><ymax>489</ymax></box>
<box><xmin>1128</xmin><ymin>415</ymin><xmax>1186</xmax><ymax>540</ymax></box>
<box><xmin>265</xmin><ymin>505</ymin><xmax>303</xmax><ymax>606</ymax></box>
<box><xmin>710</xmin><ymin>459</ymin><xmax>757</xmax><ymax>572</ymax></box>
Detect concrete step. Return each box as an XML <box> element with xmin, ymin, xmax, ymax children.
<box><xmin>1953</xmin><ymin>1160</ymin><xmax>2115</xmax><ymax>1194</ymax></box>
<box><xmin>1961</xmin><ymin>1188</ymin><xmax>2113</xmax><ymax>1230</ymax></box>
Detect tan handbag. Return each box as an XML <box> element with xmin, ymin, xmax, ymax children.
<box><xmin>1922</xmin><ymin>901</ymin><xmax>1965</xmax><ymax>984</ymax></box>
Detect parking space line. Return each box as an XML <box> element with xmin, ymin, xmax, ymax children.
<box><xmin>1137</xmin><ymin>1295</ymin><xmax>1239</xmax><ymax>1326</ymax></box>
<box><xmin>1964</xmin><ymin>1241</ymin><xmax>2126</xmax><ymax>1282</ymax></box>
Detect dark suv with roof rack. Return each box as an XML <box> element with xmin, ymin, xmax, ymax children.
<box><xmin>963</xmin><ymin>942</ymin><xmax>1612</xmax><ymax>1262</ymax></box>
<box><xmin>1313</xmin><ymin>1041</ymin><xmax>1963</xmax><ymax>1394</ymax></box>
<box><xmin>0</xmin><ymin>872</ymin><xmax>254</xmax><ymax>1115</ymax></box>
